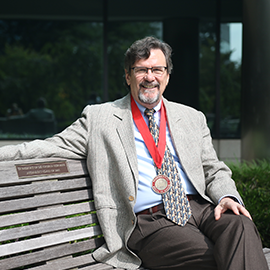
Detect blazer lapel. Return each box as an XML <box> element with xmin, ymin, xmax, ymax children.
<box><xmin>113</xmin><ymin>94</ymin><xmax>139</xmax><ymax>188</ymax></box>
<box><xmin>163</xmin><ymin>98</ymin><xmax>184</xmax><ymax>156</ymax></box>
<box><xmin>163</xmin><ymin>98</ymin><xmax>194</xmax><ymax>180</ymax></box>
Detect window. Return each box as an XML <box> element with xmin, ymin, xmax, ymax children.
<box><xmin>0</xmin><ymin>20</ymin><xmax>162</xmax><ymax>139</ymax></box>
<box><xmin>199</xmin><ymin>22</ymin><xmax>242</xmax><ymax>138</ymax></box>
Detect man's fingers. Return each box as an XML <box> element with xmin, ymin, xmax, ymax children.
<box><xmin>238</xmin><ymin>205</ymin><xmax>252</xmax><ymax>220</ymax></box>
<box><xmin>214</xmin><ymin>205</ymin><xmax>225</xmax><ymax>221</ymax></box>
<box><xmin>231</xmin><ymin>203</ymin><xmax>252</xmax><ymax>220</ymax></box>
<box><xmin>230</xmin><ymin>204</ymin><xmax>240</xmax><ymax>216</ymax></box>
<box><xmin>214</xmin><ymin>198</ymin><xmax>252</xmax><ymax>221</ymax></box>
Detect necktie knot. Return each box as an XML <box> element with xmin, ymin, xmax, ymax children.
<box><xmin>144</xmin><ymin>108</ymin><xmax>158</xmax><ymax>145</ymax></box>
<box><xmin>144</xmin><ymin>108</ymin><xmax>155</xmax><ymax>118</ymax></box>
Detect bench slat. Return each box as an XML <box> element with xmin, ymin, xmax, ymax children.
<box><xmin>0</xmin><ymin>238</ymin><xmax>105</xmax><ymax>269</ymax></box>
<box><xmin>0</xmin><ymin>189</ymin><xmax>93</xmax><ymax>214</ymax></box>
<box><xmin>0</xmin><ymin>177</ymin><xmax>91</xmax><ymax>199</ymax></box>
<box><xmin>0</xmin><ymin>226</ymin><xmax>102</xmax><ymax>257</ymax></box>
<box><xmin>0</xmin><ymin>201</ymin><xmax>95</xmax><ymax>228</ymax></box>
<box><xmin>82</xmin><ymin>263</ymin><xmax>116</xmax><ymax>270</ymax></box>
<box><xmin>29</xmin><ymin>253</ymin><xmax>98</xmax><ymax>270</ymax></box>
<box><xmin>0</xmin><ymin>213</ymin><xmax>98</xmax><ymax>242</ymax></box>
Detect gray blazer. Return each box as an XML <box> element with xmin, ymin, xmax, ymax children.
<box><xmin>0</xmin><ymin>93</ymin><xmax>242</xmax><ymax>269</ymax></box>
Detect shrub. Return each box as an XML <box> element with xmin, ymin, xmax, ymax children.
<box><xmin>228</xmin><ymin>159</ymin><xmax>270</xmax><ymax>248</ymax></box>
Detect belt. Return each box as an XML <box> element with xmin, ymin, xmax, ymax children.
<box><xmin>136</xmin><ymin>203</ymin><xmax>164</xmax><ymax>216</ymax></box>
<box><xmin>136</xmin><ymin>195</ymin><xmax>199</xmax><ymax>216</ymax></box>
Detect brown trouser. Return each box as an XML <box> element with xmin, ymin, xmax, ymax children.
<box><xmin>128</xmin><ymin>196</ymin><xmax>268</xmax><ymax>270</ymax></box>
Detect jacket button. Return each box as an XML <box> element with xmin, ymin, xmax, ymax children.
<box><xmin>128</xmin><ymin>196</ymin><xmax>134</xmax><ymax>201</ymax></box>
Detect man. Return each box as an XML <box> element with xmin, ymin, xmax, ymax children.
<box><xmin>0</xmin><ymin>37</ymin><xmax>268</xmax><ymax>270</ymax></box>
<box><xmin>25</xmin><ymin>97</ymin><xmax>55</xmax><ymax>121</ymax></box>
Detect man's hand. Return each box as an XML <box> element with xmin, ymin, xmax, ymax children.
<box><xmin>214</xmin><ymin>197</ymin><xmax>252</xmax><ymax>221</ymax></box>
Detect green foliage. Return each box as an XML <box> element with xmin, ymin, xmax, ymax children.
<box><xmin>228</xmin><ymin>159</ymin><xmax>270</xmax><ymax>247</ymax></box>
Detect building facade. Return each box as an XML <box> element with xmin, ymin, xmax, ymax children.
<box><xmin>0</xmin><ymin>0</ymin><xmax>269</xmax><ymax>162</ymax></box>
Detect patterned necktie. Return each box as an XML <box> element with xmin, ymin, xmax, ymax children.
<box><xmin>145</xmin><ymin>108</ymin><xmax>192</xmax><ymax>226</ymax></box>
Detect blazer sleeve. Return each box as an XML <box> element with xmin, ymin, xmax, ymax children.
<box><xmin>199</xmin><ymin>111</ymin><xmax>243</xmax><ymax>204</ymax></box>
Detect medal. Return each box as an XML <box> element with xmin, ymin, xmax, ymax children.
<box><xmin>152</xmin><ymin>175</ymin><xmax>172</xmax><ymax>194</ymax></box>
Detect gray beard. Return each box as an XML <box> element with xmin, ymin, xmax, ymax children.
<box><xmin>138</xmin><ymin>90</ymin><xmax>160</xmax><ymax>105</ymax></box>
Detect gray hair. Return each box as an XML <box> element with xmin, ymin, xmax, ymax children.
<box><xmin>124</xmin><ymin>36</ymin><xmax>173</xmax><ymax>75</ymax></box>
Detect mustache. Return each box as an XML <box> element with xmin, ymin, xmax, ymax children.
<box><xmin>139</xmin><ymin>82</ymin><xmax>160</xmax><ymax>89</ymax></box>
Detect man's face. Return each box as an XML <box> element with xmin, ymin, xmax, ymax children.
<box><xmin>125</xmin><ymin>49</ymin><xmax>170</xmax><ymax>109</ymax></box>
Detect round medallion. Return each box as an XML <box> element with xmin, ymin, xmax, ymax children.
<box><xmin>152</xmin><ymin>175</ymin><xmax>172</xmax><ymax>194</ymax></box>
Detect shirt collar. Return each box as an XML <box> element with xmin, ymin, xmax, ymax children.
<box><xmin>134</xmin><ymin>99</ymin><xmax>162</xmax><ymax>115</ymax></box>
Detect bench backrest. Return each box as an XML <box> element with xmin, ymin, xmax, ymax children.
<box><xmin>0</xmin><ymin>158</ymin><xmax>107</xmax><ymax>270</ymax></box>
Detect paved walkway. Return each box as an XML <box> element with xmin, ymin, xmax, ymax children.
<box><xmin>264</xmin><ymin>248</ymin><xmax>270</xmax><ymax>269</ymax></box>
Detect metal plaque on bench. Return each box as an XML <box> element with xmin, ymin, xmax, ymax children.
<box><xmin>15</xmin><ymin>160</ymin><xmax>69</xmax><ymax>179</ymax></box>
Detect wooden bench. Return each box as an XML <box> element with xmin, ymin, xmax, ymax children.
<box><xmin>0</xmin><ymin>158</ymin><xmax>119</xmax><ymax>270</ymax></box>
<box><xmin>0</xmin><ymin>158</ymin><xmax>269</xmax><ymax>270</ymax></box>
